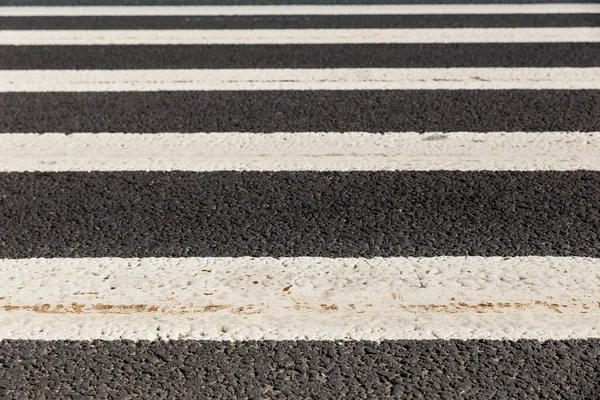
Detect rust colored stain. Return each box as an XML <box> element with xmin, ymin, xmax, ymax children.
<box><xmin>285</xmin><ymin>297</ymin><xmax>312</xmax><ymax>311</ymax></box>
<box><xmin>0</xmin><ymin>299</ymin><xmax>597</xmax><ymax>315</ymax></box>
<box><xmin>232</xmin><ymin>304</ymin><xmax>264</xmax><ymax>315</ymax></box>
<box><xmin>283</xmin><ymin>285</ymin><xmax>292</xmax><ymax>292</ymax></box>
<box><xmin>0</xmin><ymin>302</ymin><xmax>233</xmax><ymax>314</ymax></box>
<box><xmin>203</xmin><ymin>304</ymin><xmax>232</xmax><ymax>312</ymax></box>
<box><xmin>400</xmin><ymin>301</ymin><xmax>581</xmax><ymax>314</ymax></box>
<box><xmin>31</xmin><ymin>304</ymin><xmax>52</xmax><ymax>313</ymax></box>
<box><xmin>93</xmin><ymin>304</ymin><xmax>147</xmax><ymax>312</ymax></box>
<box><xmin>201</xmin><ymin>269</ymin><xmax>212</xmax><ymax>273</ymax></box>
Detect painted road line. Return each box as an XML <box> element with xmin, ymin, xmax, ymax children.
<box><xmin>2</xmin><ymin>28</ymin><xmax>598</xmax><ymax>45</ymax></box>
<box><xmin>1</xmin><ymin>171</ymin><xmax>599</xmax><ymax>258</ymax></box>
<box><xmin>3</xmin><ymin>68</ymin><xmax>600</xmax><ymax>92</ymax></box>
<box><xmin>2</xmin><ymin>90</ymin><xmax>598</xmax><ymax>133</ymax></box>
<box><xmin>0</xmin><ymin>340</ymin><xmax>597</xmax><ymax>398</ymax></box>
<box><xmin>0</xmin><ymin>256</ymin><xmax>599</xmax><ymax>340</ymax></box>
<box><xmin>1</xmin><ymin>4</ymin><xmax>598</xmax><ymax>16</ymax></box>
<box><xmin>4</xmin><ymin>43</ymin><xmax>598</xmax><ymax>69</ymax></box>
<box><xmin>2</xmin><ymin>132</ymin><xmax>600</xmax><ymax>172</ymax></box>
<box><xmin>1</xmin><ymin>14</ymin><xmax>598</xmax><ymax>30</ymax></box>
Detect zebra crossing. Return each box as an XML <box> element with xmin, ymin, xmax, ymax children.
<box><xmin>0</xmin><ymin>1</ymin><xmax>599</xmax><ymax>398</ymax></box>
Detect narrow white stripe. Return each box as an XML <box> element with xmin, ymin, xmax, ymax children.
<box><xmin>3</xmin><ymin>68</ymin><xmax>600</xmax><ymax>92</ymax></box>
<box><xmin>1</xmin><ymin>28</ymin><xmax>597</xmax><ymax>45</ymax></box>
<box><xmin>0</xmin><ymin>5</ymin><xmax>598</xmax><ymax>16</ymax></box>
<box><xmin>0</xmin><ymin>256</ymin><xmax>598</xmax><ymax>341</ymax></box>
<box><xmin>2</xmin><ymin>132</ymin><xmax>600</xmax><ymax>172</ymax></box>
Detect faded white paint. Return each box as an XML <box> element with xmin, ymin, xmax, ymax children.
<box><xmin>0</xmin><ymin>4</ymin><xmax>597</xmax><ymax>16</ymax></box>
<box><xmin>2</xmin><ymin>132</ymin><xmax>600</xmax><ymax>172</ymax></box>
<box><xmin>1</xmin><ymin>28</ymin><xmax>597</xmax><ymax>45</ymax></box>
<box><xmin>3</xmin><ymin>68</ymin><xmax>600</xmax><ymax>92</ymax></box>
<box><xmin>0</xmin><ymin>256</ymin><xmax>599</xmax><ymax>340</ymax></box>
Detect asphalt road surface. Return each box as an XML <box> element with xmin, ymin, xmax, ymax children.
<box><xmin>0</xmin><ymin>1</ymin><xmax>599</xmax><ymax>398</ymax></box>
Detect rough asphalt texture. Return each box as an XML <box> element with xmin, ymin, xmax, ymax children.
<box><xmin>2</xmin><ymin>2</ymin><xmax>599</xmax><ymax>398</ymax></box>
<box><xmin>2</xmin><ymin>90</ymin><xmax>600</xmax><ymax>133</ymax></box>
<box><xmin>2</xmin><ymin>43</ymin><xmax>598</xmax><ymax>69</ymax></box>
<box><xmin>0</xmin><ymin>340</ymin><xmax>598</xmax><ymax>399</ymax></box>
<box><xmin>1</xmin><ymin>171</ymin><xmax>599</xmax><ymax>258</ymax></box>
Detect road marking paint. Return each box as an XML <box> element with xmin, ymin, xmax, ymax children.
<box><xmin>3</xmin><ymin>68</ymin><xmax>600</xmax><ymax>91</ymax></box>
<box><xmin>2</xmin><ymin>131</ymin><xmax>599</xmax><ymax>172</ymax></box>
<box><xmin>1</xmin><ymin>5</ymin><xmax>598</xmax><ymax>16</ymax></box>
<box><xmin>0</xmin><ymin>256</ymin><xmax>599</xmax><ymax>340</ymax></box>
<box><xmin>1</xmin><ymin>28</ymin><xmax>597</xmax><ymax>45</ymax></box>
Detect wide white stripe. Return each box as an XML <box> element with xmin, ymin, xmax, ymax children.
<box><xmin>3</xmin><ymin>68</ymin><xmax>600</xmax><ymax>92</ymax></box>
<box><xmin>1</xmin><ymin>28</ymin><xmax>597</xmax><ymax>45</ymax></box>
<box><xmin>2</xmin><ymin>132</ymin><xmax>599</xmax><ymax>172</ymax></box>
<box><xmin>0</xmin><ymin>256</ymin><xmax>598</xmax><ymax>341</ymax></box>
<box><xmin>0</xmin><ymin>5</ymin><xmax>598</xmax><ymax>16</ymax></box>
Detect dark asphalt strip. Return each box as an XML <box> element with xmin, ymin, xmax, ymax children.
<box><xmin>1</xmin><ymin>171</ymin><xmax>599</xmax><ymax>259</ymax></box>
<box><xmin>2</xmin><ymin>43</ymin><xmax>598</xmax><ymax>69</ymax></box>
<box><xmin>0</xmin><ymin>340</ymin><xmax>598</xmax><ymax>399</ymax></box>
<box><xmin>2</xmin><ymin>14</ymin><xmax>598</xmax><ymax>29</ymax></box>
<box><xmin>2</xmin><ymin>90</ymin><xmax>599</xmax><ymax>133</ymax></box>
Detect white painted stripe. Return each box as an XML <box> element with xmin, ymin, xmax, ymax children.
<box><xmin>2</xmin><ymin>132</ymin><xmax>600</xmax><ymax>172</ymax></box>
<box><xmin>0</xmin><ymin>132</ymin><xmax>600</xmax><ymax>171</ymax></box>
<box><xmin>0</xmin><ymin>256</ymin><xmax>598</xmax><ymax>341</ymax></box>
<box><xmin>3</xmin><ymin>68</ymin><xmax>600</xmax><ymax>92</ymax></box>
<box><xmin>1</xmin><ymin>28</ymin><xmax>597</xmax><ymax>45</ymax></box>
<box><xmin>0</xmin><ymin>5</ymin><xmax>598</xmax><ymax>16</ymax></box>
